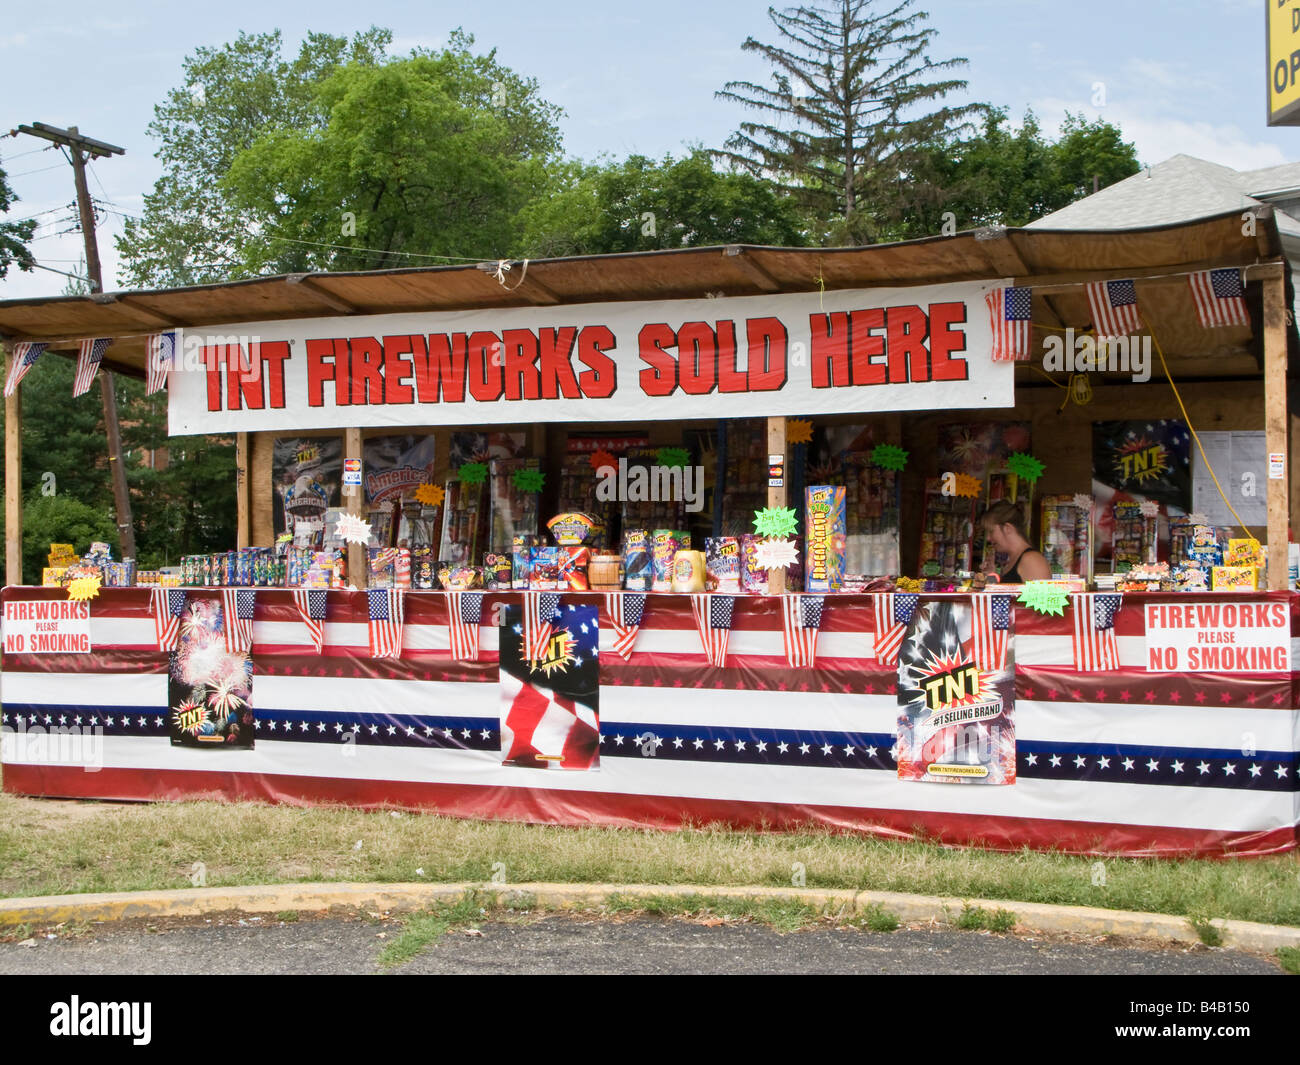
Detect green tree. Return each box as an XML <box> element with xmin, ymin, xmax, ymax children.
<box><xmin>716</xmin><ymin>0</ymin><xmax>984</xmax><ymax>244</ymax></box>
<box><xmin>116</xmin><ymin>27</ymin><xmax>393</xmax><ymax>288</ymax></box>
<box><xmin>21</xmin><ymin>494</ymin><xmax>117</xmax><ymax>584</ymax></box>
<box><xmin>518</xmin><ymin>149</ymin><xmax>809</xmax><ymax>257</ymax></box>
<box><xmin>223</xmin><ymin>32</ymin><xmax>563</xmax><ymax>273</ymax></box>
<box><xmin>0</xmin><ymin>162</ymin><xmax>36</xmax><ymax>279</ymax></box>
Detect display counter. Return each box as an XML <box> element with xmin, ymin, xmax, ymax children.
<box><xmin>3</xmin><ymin>586</ymin><xmax>1295</xmax><ymax>857</ymax></box>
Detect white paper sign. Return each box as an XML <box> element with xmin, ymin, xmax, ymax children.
<box><xmin>2</xmin><ymin>599</ymin><xmax>92</xmax><ymax>654</ymax></box>
<box><xmin>1144</xmin><ymin>600</ymin><xmax>1290</xmax><ymax>672</ymax></box>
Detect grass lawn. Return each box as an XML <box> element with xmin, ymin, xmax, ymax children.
<box><xmin>1</xmin><ymin>775</ymin><xmax>1297</xmax><ymax>928</ymax></box>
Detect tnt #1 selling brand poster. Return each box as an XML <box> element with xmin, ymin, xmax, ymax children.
<box><xmin>168</xmin><ymin>598</ymin><xmax>255</xmax><ymax>749</ymax></box>
<box><xmin>498</xmin><ymin>603</ymin><xmax>599</xmax><ymax>770</ymax></box>
<box><xmin>896</xmin><ymin>598</ymin><xmax>1015</xmax><ymax>784</ymax></box>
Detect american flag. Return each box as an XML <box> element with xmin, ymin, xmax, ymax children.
<box><xmin>367</xmin><ymin>588</ymin><xmax>405</xmax><ymax>659</ymax></box>
<box><xmin>1189</xmin><ymin>269</ymin><xmax>1248</xmax><ymax>329</ymax></box>
<box><xmin>1086</xmin><ymin>279</ymin><xmax>1142</xmax><ymax>340</ymax></box>
<box><xmin>221</xmin><ymin>588</ymin><xmax>256</xmax><ymax>655</ymax></box>
<box><xmin>971</xmin><ymin>593</ymin><xmax>1012</xmax><ymax>672</ymax></box>
<box><xmin>3</xmin><ymin>342</ymin><xmax>49</xmax><ymax>398</ymax></box>
<box><xmin>150</xmin><ymin>588</ymin><xmax>187</xmax><ymax>652</ymax></box>
<box><xmin>500</xmin><ymin>666</ymin><xmax>600</xmax><ymax>770</ymax></box>
<box><xmin>604</xmin><ymin>591</ymin><xmax>646</xmax><ymax>659</ymax></box>
<box><xmin>986</xmin><ymin>286</ymin><xmax>1033</xmax><ymax>362</ymax></box>
<box><xmin>872</xmin><ymin>592</ymin><xmax>918</xmax><ymax>665</ymax></box>
<box><xmin>144</xmin><ymin>331</ymin><xmax>177</xmax><ymax>395</ymax></box>
<box><xmin>447</xmin><ymin>591</ymin><xmax>484</xmax><ymax>662</ymax></box>
<box><xmin>781</xmin><ymin>594</ymin><xmax>824</xmax><ymax>668</ymax></box>
<box><xmin>72</xmin><ymin>337</ymin><xmax>112</xmax><ymax>398</ymax></box>
<box><xmin>690</xmin><ymin>594</ymin><xmax>736</xmax><ymax>667</ymax></box>
<box><xmin>292</xmin><ymin>588</ymin><xmax>328</xmax><ymax>654</ymax></box>
<box><xmin>523</xmin><ymin>591</ymin><xmax>562</xmax><ymax>662</ymax></box>
<box><xmin>1072</xmin><ymin>593</ymin><xmax>1122</xmax><ymax>672</ymax></box>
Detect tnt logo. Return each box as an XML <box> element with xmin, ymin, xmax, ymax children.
<box><xmin>920</xmin><ymin>663</ymin><xmax>982</xmax><ymax>711</ymax></box>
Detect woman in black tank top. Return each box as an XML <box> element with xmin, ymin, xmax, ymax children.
<box><xmin>978</xmin><ymin>501</ymin><xmax>1050</xmax><ymax>584</ymax></box>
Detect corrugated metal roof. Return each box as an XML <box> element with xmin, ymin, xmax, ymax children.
<box><xmin>0</xmin><ymin>208</ymin><xmax>1284</xmax><ymax>380</ymax></box>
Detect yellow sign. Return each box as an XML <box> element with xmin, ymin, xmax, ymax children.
<box><xmin>1268</xmin><ymin>0</ymin><xmax>1300</xmax><ymax>125</ymax></box>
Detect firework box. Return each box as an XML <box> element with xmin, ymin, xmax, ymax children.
<box><xmin>1225</xmin><ymin>538</ymin><xmax>1264</xmax><ymax>568</ymax></box>
<box><xmin>1212</xmin><ymin>565</ymin><xmax>1257</xmax><ymax>590</ymax></box>
<box><xmin>512</xmin><ymin>534</ymin><xmax>544</xmax><ymax>590</ymax></box>
<box><xmin>651</xmin><ymin>530</ymin><xmax>689</xmax><ymax>592</ymax></box>
<box><xmin>622</xmin><ymin>530</ymin><xmax>651</xmax><ymax>591</ymax></box>
<box><xmin>547</xmin><ymin>512</ymin><xmax>597</xmax><ymax>545</ymax></box>
<box><xmin>482</xmin><ymin>552</ymin><xmax>512</xmax><ymax>590</ymax></box>
<box><xmin>530</xmin><ymin>546</ymin><xmax>564</xmax><ymax>590</ymax></box>
<box><xmin>41</xmin><ymin>567</ymin><xmax>69</xmax><ymax>587</ymax></box>
<box><xmin>740</xmin><ymin>534</ymin><xmax>769</xmax><ymax>594</ymax></box>
<box><xmin>413</xmin><ymin>547</ymin><xmax>437</xmax><ymax>589</ymax></box>
<box><xmin>437</xmin><ymin>564</ymin><xmax>483</xmax><ymax>591</ymax></box>
<box><xmin>705</xmin><ymin>537</ymin><xmax>741</xmax><ymax>593</ymax></box>
<box><xmin>558</xmin><ymin>545</ymin><xmax>591</xmax><ymax>590</ymax></box>
<box><xmin>804</xmin><ymin>485</ymin><xmax>846</xmax><ymax>593</ymax></box>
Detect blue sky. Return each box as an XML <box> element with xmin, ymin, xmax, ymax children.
<box><xmin>0</xmin><ymin>0</ymin><xmax>1292</xmax><ymax>300</ymax></box>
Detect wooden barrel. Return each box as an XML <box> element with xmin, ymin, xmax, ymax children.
<box><xmin>588</xmin><ymin>554</ymin><xmax>622</xmax><ymax>588</ymax></box>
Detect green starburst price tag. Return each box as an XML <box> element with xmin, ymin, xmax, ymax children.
<box><xmin>753</xmin><ymin>506</ymin><xmax>799</xmax><ymax>539</ymax></box>
<box><xmin>871</xmin><ymin>444</ymin><xmax>909</xmax><ymax>471</ymax></box>
<box><xmin>512</xmin><ymin>468</ymin><xmax>545</xmax><ymax>493</ymax></box>
<box><xmin>656</xmin><ymin>447</ymin><xmax>691</xmax><ymax>469</ymax></box>
<box><xmin>1018</xmin><ymin>582</ymin><xmax>1068</xmax><ymax>616</ymax></box>
<box><xmin>1006</xmin><ymin>452</ymin><xmax>1045</xmax><ymax>483</ymax></box>
<box><xmin>456</xmin><ymin>462</ymin><xmax>488</xmax><ymax>485</ymax></box>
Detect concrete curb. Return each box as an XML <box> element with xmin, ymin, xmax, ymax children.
<box><xmin>1</xmin><ymin>881</ymin><xmax>1297</xmax><ymax>954</ymax></box>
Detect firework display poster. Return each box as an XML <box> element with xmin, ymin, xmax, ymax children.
<box><xmin>1091</xmin><ymin>420</ymin><xmax>1191</xmax><ymax>509</ymax></box>
<box><xmin>936</xmin><ymin>422</ymin><xmax>1032</xmax><ymax>478</ymax></box>
<box><xmin>272</xmin><ymin>437</ymin><xmax>342</xmax><ymax>538</ymax></box>
<box><xmin>362</xmin><ymin>435</ymin><xmax>437</xmax><ymax>506</ymax></box>
<box><xmin>498</xmin><ymin>604</ymin><xmax>599</xmax><ymax>770</ymax></box>
<box><xmin>168</xmin><ymin>598</ymin><xmax>254</xmax><ymax>749</ymax></box>
<box><xmin>896</xmin><ymin>599</ymin><xmax>1015</xmax><ymax>785</ymax></box>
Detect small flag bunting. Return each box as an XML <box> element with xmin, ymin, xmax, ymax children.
<box><xmin>367</xmin><ymin>588</ymin><xmax>405</xmax><ymax>659</ymax></box>
<box><xmin>221</xmin><ymin>588</ymin><xmax>256</xmax><ymax>655</ymax></box>
<box><xmin>1072</xmin><ymin>593</ymin><xmax>1122</xmax><ymax>672</ymax></box>
<box><xmin>690</xmin><ymin>594</ymin><xmax>736</xmax><ymax>668</ymax></box>
<box><xmin>604</xmin><ymin>591</ymin><xmax>646</xmax><ymax>660</ymax></box>
<box><xmin>72</xmin><ymin>337</ymin><xmax>112</xmax><ymax>397</ymax></box>
<box><xmin>781</xmin><ymin>594</ymin><xmax>824</xmax><ymax>668</ymax></box>
<box><xmin>447</xmin><ymin>591</ymin><xmax>484</xmax><ymax>662</ymax></box>
<box><xmin>4</xmin><ymin>341</ymin><xmax>49</xmax><ymax>397</ymax></box>
<box><xmin>292</xmin><ymin>588</ymin><xmax>328</xmax><ymax>654</ymax></box>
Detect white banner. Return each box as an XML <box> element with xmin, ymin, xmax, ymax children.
<box><xmin>2</xmin><ymin>599</ymin><xmax>92</xmax><ymax>654</ymax></box>
<box><xmin>1144</xmin><ymin>600</ymin><xmax>1291</xmax><ymax>673</ymax></box>
<box><xmin>166</xmin><ymin>281</ymin><xmax>1013</xmax><ymax>434</ymax></box>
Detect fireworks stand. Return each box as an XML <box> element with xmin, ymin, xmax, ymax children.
<box><xmin>2</xmin><ymin>209</ymin><xmax>1298</xmax><ymax>857</ymax></box>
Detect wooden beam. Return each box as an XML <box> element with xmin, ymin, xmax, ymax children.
<box><xmin>344</xmin><ymin>427</ymin><xmax>365</xmax><ymax>588</ymax></box>
<box><xmin>724</xmin><ymin>246</ymin><xmax>782</xmax><ymax>293</ymax></box>
<box><xmin>766</xmin><ymin>416</ymin><xmax>786</xmax><ymax>596</ymax></box>
<box><xmin>119</xmin><ymin>295</ymin><xmax>189</xmax><ymax>328</ymax></box>
<box><xmin>286</xmin><ymin>274</ymin><xmax>358</xmax><ymax>314</ymax></box>
<box><xmin>1263</xmin><ymin>269</ymin><xmax>1289</xmax><ymax>590</ymax></box>
<box><xmin>1019</xmin><ymin>256</ymin><xmax>1272</xmax><ymax>295</ymax></box>
<box><xmin>973</xmin><ymin>227</ymin><xmax>1065</xmax><ymax>328</ymax></box>
<box><xmin>5</xmin><ymin>346</ymin><xmax>21</xmax><ymax>585</ymax></box>
<box><xmin>236</xmin><ymin>432</ymin><xmax>250</xmax><ymax>549</ymax></box>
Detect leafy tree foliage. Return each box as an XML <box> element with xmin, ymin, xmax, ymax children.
<box><xmin>517</xmin><ymin>149</ymin><xmax>809</xmax><ymax>257</ymax></box>
<box><xmin>716</xmin><ymin>0</ymin><xmax>984</xmax><ymax>244</ymax></box>
<box><xmin>0</xmin><ymin>163</ymin><xmax>36</xmax><ymax>279</ymax></box>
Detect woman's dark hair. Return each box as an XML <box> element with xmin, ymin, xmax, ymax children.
<box><xmin>978</xmin><ymin>500</ymin><xmax>1027</xmax><ymax>536</ymax></box>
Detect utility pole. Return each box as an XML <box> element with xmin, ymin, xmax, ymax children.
<box><xmin>14</xmin><ymin>122</ymin><xmax>135</xmax><ymax>560</ymax></box>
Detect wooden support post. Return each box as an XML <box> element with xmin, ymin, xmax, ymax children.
<box><xmin>344</xmin><ymin>427</ymin><xmax>365</xmax><ymax>589</ymax></box>
<box><xmin>235</xmin><ymin>432</ymin><xmax>250</xmax><ymax>549</ymax></box>
<box><xmin>1263</xmin><ymin>268</ymin><xmax>1289</xmax><ymax>591</ymax></box>
<box><xmin>767</xmin><ymin>416</ymin><xmax>787</xmax><ymax>596</ymax></box>
<box><xmin>5</xmin><ymin>347</ymin><xmax>21</xmax><ymax>586</ymax></box>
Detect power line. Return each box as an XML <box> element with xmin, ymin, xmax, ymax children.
<box><xmin>8</xmin><ymin>162</ymin><xmax>67</xmax><ymax>179</ymax></box>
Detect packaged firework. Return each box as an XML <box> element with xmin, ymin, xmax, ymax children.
<box><xmin>368</xmin><ymin>547</ymin><xmax>398</xmax><ymax>588</ymax></box>
<box><xmin>622</xmin><ymin>529</ymin><xmax>651</xmax><ymax>591</ymax></box>
<box><xmin>482</xmin><ymin>552</ymin><xmax>513</xmax><ymax>590</ymax></box>
<box><xmin>651</xmin><ymin>530</ymin><xmax>689</xmax><ymax>592</ymax></box>
<box><xmin>1212</xmin><ymin>565</ymin><xmax>1257</xmax><ymax>590</ymax></box>
<box><xmin>558</xmin><ymin>545</ymin><xmax>591</xmax><ymax>590</ymax></box>
<box><xmin>547</xmin><ymin>512</ymin><xmax>598</xmax><ymax>545</ymax></box>
<box><xmin>804</xmin><ymin>485</ymin><xmax>847</xmax><ymax>593</ymax></box>
<box><xmin>394</xmin><ymin>548</ymin><xmax>412</xmax><ymax>589</ymax></box>
<box><xmin>1225</xmin><ymin>538</ymin><xmax>1264</xmax><ymax>568</ymax></box>
<box><xmin>437</xmin><ymin>564</ymin><xmax>483</xmax><ymax>591</ymax></box>
<box><xmin>512</xmin><ymin>534</ymin><xmax>544</xmax><ymax>590</ymax></box>
<box><xmin>705</xmin><ymin>537</ymin><xmax>741</xmax><ymax>593</ymax></box>
<box><xmin>412</xmin><ymin>548</ymin><xmax>437</xmax><ymax>589</ymax></box>
<box><xmin>530</xmin><ymin>546</ymin><xmax>564</xmax><ymax>590</ymax></box>
<box><xmin>740</xmin><ymin>534</ymin><xmax>770</xmax><ymax>594</ymax></box>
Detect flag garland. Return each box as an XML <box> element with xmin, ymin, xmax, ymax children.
<box><xmin>603</xmin><ymin>591</ymin><xmax>646</xmax><ymax>660</ymax></box>
<box><xmin>150</xmin><ymin>588</ymin><xmax>186</xmax><ymax>652</ymax></box>
<box><xmin>781</xmin><ymin>594</ymin><xmax>824</xmax><ymax>668</ymax></box>
<box><xmin>523</xmin><ymin>591</ymin><xmax>562</xmax><ymax>662</ymax></box>
<box><xmin>145</xmin><ymin>331</ymin><xmax>178</xmax><ymax>395</ymax></box>
<box><xmin>690</xmin><ymin>594</ymin><xmax>736</xmax><ymax>668</ymax></box>
<box><xmin>3</xmin><ymin>342</ymin><xmax>49</xmax><ymax>397</ymax></box>
<box><xmin>1072</xmin><ymin>593</ymin><xmax>1122</xmax><ymax>672</ymax></box>
<box><xmin>971</xmin><ymin>593</ymin><xmax>1012</xmax><ymax>673</ymax></box>
<box><xmin>447</xmin><ymin>591</ymin><xmax>484</xmax><ymax>662</ymax></box>
<box><xmin>72</xmin><ymin>337</ymin><xmax>113</xmax><ymax>398</ymax></box>
<box><xmin>221</xmin><ymin>588</ymin><xmax>256</xmax><ymax>655</ymax></box>
<box><xmin>1189</xmin><ymin>269</ymin><xmax>1248</xmax><ymax>328</ymax></box>
<box><xmin>871</xmin><ymin>592</ymin><xmax>918</xmax><ymax>665</ymax></box>
<box><xmin>367</xmin><ymin>588</ymin><xmax>405</xmax><ymax>659</ymax></box>
<box><xmin>292</xmin><ymin>588</ymin><xmax>328</xmax><ymax>654</ymax></box>
<box><xmin>986</xmin><ymin>286</ymin><xmax>1033</xmax><ymax>362</ymax></box>
<box><xmin>1085</xmin><ymin>279</ymin><xmax>1142</xmax><ymax>340</ymax></box>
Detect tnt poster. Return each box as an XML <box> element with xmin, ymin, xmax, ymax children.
<box><xmin>895</xmin><ymin>598</ymin><xmax>1015</xmax><ymax>785</ymax></box>
<box><xmin>167</xmin><ymin>598</ymin><xmax>255</xmax><ymax>749</ymax></box>
<box><xmin>498</xmin><ymin>604</ymin><xmax>599</xmax><ymax>770</ymax></box>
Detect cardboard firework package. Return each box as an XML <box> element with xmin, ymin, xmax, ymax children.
<box><xmin>896</xmin><ymin>598</ymin><xmax>1015</xmax><ymax>785</ymax></box>
<box><xmin>651</xmin><ymin>530</ymin><xmax>689</xmax><ymax>592</ymax></box>
<box><xmin>622</xmin><ymin>530</ymin><xmax>651</xmax><ymax>591</ymax></box>
<box><xmin>740</xmin><ymin>534</ymin><xmax>770</xmax><ymax>594</ymax></box>
<box><xmin>705</xmin><ymin>537</ymin><xmax>742</xmax><ymax>593</ymax></box>
<box><xmin>804</xmin><ymin>485</ymin><xmax>847</xmax><ymax>593</ymax></box>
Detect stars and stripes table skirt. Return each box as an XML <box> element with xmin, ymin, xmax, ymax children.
<box><xmin>2</xmin><ymin>586</ymin><xmax>1297</xmax><ymax>858</ymax></box>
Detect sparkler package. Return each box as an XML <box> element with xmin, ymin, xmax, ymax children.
<box><xmin>804</xmin><ymin>485</ymin><xmax>846</xmax><ymax>593</ymax></box>
<box><xmin>622</xmin><ymin>529</ymin><xmax>651</xmax><ymax>591</ymax></box>
<box><xmin>705</xmin><ymin>537</ymin><xmax>741</xmax><ymax>593</ymax></box>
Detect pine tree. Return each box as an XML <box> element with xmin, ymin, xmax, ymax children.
<box><xmin>715</xmin><ymin>0</ymin><xmax>984</xmax><ymax>243</ymax></box>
